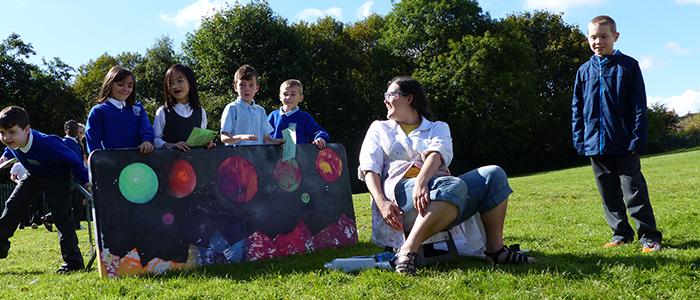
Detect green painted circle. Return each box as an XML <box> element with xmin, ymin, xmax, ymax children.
<box><xmin>301</xmin><ymin>192</ymin><xmax>310</xmax><ymax>203</ymax></box>
<box><xmin>119</xmin><ymin>162</ymin><xmax>158</xmax><ymax>204</ymax></box>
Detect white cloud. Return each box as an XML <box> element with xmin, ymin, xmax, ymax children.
<box><xmin>523</xmin><ymin>0</ymin><xmax>605</xmax><ymax>12</ymax></box>
<box><xmin>297</xmin><ymin>7</ymin><xmax>342</xmax><ymax>22</ymax></box>
<box><xmin>159</xmin><ymin>0</ymin><xmax>227</xmax><ymax>31</ymax></box>
<box><xmin>664</xmin><ymin>42</ymin><xmax>692</xmax><ymax>55</ymax></box>
<box><xmin>652</xmin><ymin>89</ymin><xmax>700</xmax><ymax>116</ymax></box>
<box><xmin>358</xmin><ymin>1</ymin><xmax>374</xmax><ymax>19</ymax></box>
<box><xmin>638</xmin><ymin>54</ymin><xmax>668</xmax><ymax>72</ymax></box>
<box><xmin>675</xmin><ymin>0</ymin><xmax>700</xmax><ymax>4</ymax></box>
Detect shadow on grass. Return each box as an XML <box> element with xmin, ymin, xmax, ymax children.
<box><xmin>121</xmin><ymin>238</ymin><xmax>700</xmax><ymax>281</ymax></box>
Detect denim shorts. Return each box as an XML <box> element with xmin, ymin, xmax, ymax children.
<box><xmin>394</xmin><ymin>165</ymin><xmax>513</xmax><ymax>232</ymax></box>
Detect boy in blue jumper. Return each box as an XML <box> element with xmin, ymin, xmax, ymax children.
<box><xmin>63</xmin><ymin>120</ymin><xmax>85</xmax><ymax>230</ymax></box>
<box><xmin>268</xmin><ymin>79</ymin><xmax>329</xmax><ymax>149</ymax></box>
<box><xmin>572</xmin><ymin>15</ymin><xmax>662</xmax><ymax>252</ymax></box>
<box><xmin>220</xmin><ymin>65</ymin><xmax>284</xmax><ymax>146</ymax></box>
<box><xmin>0</xmin><ymin>106</ymin><xmax>89</xmax><ymax>272</ymax></box>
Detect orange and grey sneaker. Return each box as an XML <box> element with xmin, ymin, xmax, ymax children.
<box><xmin>604</xmin><ymin>240</ymin><xmax>627</xmax><ymax>247</ymax></box>
<box><xmin>642</xmin><ymin>241</ymin><xmax>661</xmax><ymax>253</ymax></box>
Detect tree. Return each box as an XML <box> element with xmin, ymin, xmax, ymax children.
<box><xmin>499</xmin><ymin>11</ymin><xmax>591</xmax><ymax>171</ymax></box>
<box><xmin>0</xmin><ymin>33</ymin><xmax>84</xmax><ymax>134</ymax></box>
<box><xmin>133</xmin><ymin>36</ymin><xmax>178</xmax><ymax>117</ymax></box>
<box><xmin>384</xmin><ymin>0</ymin><xmax>492</xmax><ymax>66</ymax></box>
<box><xmin>183</xmin><ymin>0</ymin><xmax>302</xmax><ymax>105</ymax></box>
<box><xmin>73</xmin><ymin>52</ymin><xmax>142</xmax><ymax>116</ymax></box>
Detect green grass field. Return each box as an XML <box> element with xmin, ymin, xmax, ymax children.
<box><xmin>1</xmin><ymin>149</ymin><xmax>699</xmax><ymax>299</ymax></box>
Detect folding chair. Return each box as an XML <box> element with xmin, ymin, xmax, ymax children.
<box><xmin>71</xmin><ymin>184</ymin><xmax>97</xmax><ymax>272</ymax></box>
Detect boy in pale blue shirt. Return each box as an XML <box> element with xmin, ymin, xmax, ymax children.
<box><xmin>220</xmin><ymin>65</ymin><xmax>284</xmax><ymax>146</ymax></box>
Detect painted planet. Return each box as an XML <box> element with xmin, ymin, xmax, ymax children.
<box><xmin>301</xmin><ymin>192</ymin><xmax>310</xmax><ymax>203</ymax></box>
<box><xmin>161</xmin><ymin>158</ymin><xmax>196</xmax><ymax>198</ymax></box>
<box><xmin>273</xmin><ymin>158</ymin><xmax>302</xmax><ymax>192</ymax></box>
<box><xmin>162</xmin><ymin>213</ymin><xmax>174</xmax><ymax>225</ymax></box>
<box><xmin>119</xmin><ymin>162</ymin><xmax>158</xmax><ymax>204</ymax></box>
<box><xmin>316</xmin><ymin>148</ymin><xmax>342</xmax><ymax>182</ymax></box>
<box><xmin>217</xmin><ymin>156</ymin><xmax>258</xmax><ymax>204</ymax></box>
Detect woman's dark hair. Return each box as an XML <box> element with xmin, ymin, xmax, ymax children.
<box><xmin>164</xmin><ymin>64</ymin><xmax>200</xmax><ymax>109</ymax></box>
<box><xmin>97</xmin><ymin>66</ymin><xmax>136</xmax><ymax>107</ymax></box>
<box><xmin>388</xmin><ymin>76</ymin><xmax>432</xmax><ymax>121</ymax></box>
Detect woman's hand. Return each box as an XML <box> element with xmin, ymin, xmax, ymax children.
<box><xmin>138</xmin><ymin>141</ymin><xmax>153</xmax><ymax>154</ymax></box>
<box><xmin>413</xmin><ymin>182</ymin><xmax>431</xmax><ymax>216</ymax></box>
<box><xmin>364</xmin><ymin>171</ymin><xmax>404</xmax><ymax>231</ymax></box>
<box><xmin>413</xmin><ymin>151</ymin><xmax>443</xmax><ymax>216</ymax></box>
<box><xmin>376</xmin><ymin>198</ymin><xmax>403</xmax><ymax>231</ymax></box>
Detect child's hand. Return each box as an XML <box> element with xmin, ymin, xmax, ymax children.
<box><xmin>138</xmin><ymin>141</ymin><xmax>154</xmax><ymax>154</ymax></box>
<box><xmin>241</xmin><ymin>134</ymin><xmax>259</xmax><ymax>141</ymax></box>
<box><xmin>172</xmin><ymin>141</ymin><xmax>191</xmax><ymax>151</ymax></box>
<box><xmin>206</xmin><ymin>140</ymin><xmax>216</xmax><ymax>149</ymax></box>
<box><xmin>313</xmin><ymin>138</ymin><xmax>327</xmax><ymax>149</ymax></box>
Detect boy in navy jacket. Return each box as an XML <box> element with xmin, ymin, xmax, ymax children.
<box><xmin>572</xmin><ymin>15</ymin><xmax>662</xmax><ymax>252</ymax></box>
<box><xmin>0</xmin><ymin>106</ymin><xmax>89</xmax><ymax>272</ymax></box>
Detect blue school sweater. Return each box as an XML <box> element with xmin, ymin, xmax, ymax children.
<box><xmin>86</xmin><ymin>101</ymin><xmax>154</xmax><ymax>153</ymax></box>
<box><xmin>268</xmin><ymin>108</ymin><xmax>330</xmax><ymax>143</ymax></box>
<box><xmin>2</xmin><ymin>130</ymin><xmax>89</xmax><ymax>184</ymax></box>
<box><xmin>63</xmin><ymin>136</ymin><xmax>83</xmax><ymax>161</ymax></box>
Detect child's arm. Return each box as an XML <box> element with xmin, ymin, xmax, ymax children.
<box><xmin>220</xmin><ymin>132</ymin><xmax>259</xmax><ymax>144</ymax></box>
<box><xmin>263</xmin><ymin>134</ymin><xmax>284</xmax><ymax>145</ymax></box>
<box><xmin>85</xmin><ymin>108</ymin><xmax>103</xmax><ymax>154</ymax></box>
<box><xmin>305</xmin><ymin>115</ymin><xmax>329</xmax><ymax>149</ymax></box>
<box><xmin>312</xmin><ymin>138</ymin><xmax>327</xmax><ymax>149</ymax></box>
<box><xmin>136</xmin><ymin>104</ymin><xmax>155</xmax><ymax>154</ymax></box>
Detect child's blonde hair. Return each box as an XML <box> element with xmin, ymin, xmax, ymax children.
<box><xmin>589</xmin><ymin>15</ymin><xmax>617</xmax><ymax>35</ymax></box>
<box><xmin>280</xmin><ymin>79</ymin><xmax>303</xmax><ymax>95</ymax></box>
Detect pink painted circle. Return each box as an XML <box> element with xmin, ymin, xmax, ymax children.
<box><xmin>217</xmin><ymin>156</ymin><xmax>258</xmax><ymax>204</ymax></box>
<box><xmin>316</xmin><ymin>148</ymin><xmax>342</xmax><ymax>182</ymax></box>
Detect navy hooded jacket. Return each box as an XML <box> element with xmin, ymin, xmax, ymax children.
<box><xmin>572</xmin><ymin>50</ymin><xmax>648</xmax><ymax>156</ymax></box>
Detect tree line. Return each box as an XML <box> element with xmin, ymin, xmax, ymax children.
<box><xmin>0</xmin><ymin>0</ymin><xmax>679</xmax><ymax>191</ymax></box>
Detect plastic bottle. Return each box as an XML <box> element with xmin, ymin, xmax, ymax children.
<box><xmin>324</xmin><ymin>257</ymin><xmax>376</xmax><ymax>272</ymax></box>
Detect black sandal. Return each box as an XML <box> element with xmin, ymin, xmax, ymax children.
<box><xmin>393</xmin><ymin>251</ymin><xmax>419</xmax><ymax>275</ymax></box>
<box><xmin>484</xmin><ymin>245</ymin><xmax>533</xmax><ymax>265</ymax></box>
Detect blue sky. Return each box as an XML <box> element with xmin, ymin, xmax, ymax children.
<box><xmin>2</xmin><ymin>0</ymin><xmax>699</xmax><ymax>115</ymax></box>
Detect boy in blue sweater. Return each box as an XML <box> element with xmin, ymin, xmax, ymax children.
<box><xmin>0</xmin><ymin>106</ymin><xmax>89</xmax><ymax>272</ymax></box>
<box><xmin>268</xmin><ymin>79</ymin><xmax>329</xmax><ymax>149</ymax></box>
<box><xmin>572</xmin><ymin>15</ymin><xmax>662</xmax><ymax>253</ymax></box>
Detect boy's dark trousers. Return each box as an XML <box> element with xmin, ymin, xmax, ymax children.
<box><xmin>590</xmin><ymin>153</ymin><xmax>662</xmax><ymax>244</ymax></box>
<box><xmin>0</xmin><ymin>171</ymin><xmax>83</xmax><ymax>267</ymax></box>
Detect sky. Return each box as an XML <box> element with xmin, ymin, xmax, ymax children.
<box><xmin>2</xmin><ymin>0</ymin><xmax>699</xmax><ymax>115</ymax></box>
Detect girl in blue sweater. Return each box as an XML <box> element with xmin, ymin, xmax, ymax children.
<box><xmin>86</xmin><ymin>66</ymin><xmax>154</xmax><ymax>155</ymax></box>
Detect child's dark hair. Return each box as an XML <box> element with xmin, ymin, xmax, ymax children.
<box><xmin>164</xmin><ymin>64</ymin><xmax>200</xmax><ymax>109</ymax></box>
<box><xmin>97</xmin><ymin>66</ymin><xmax>136</xmax><ymax>107</ymax></box>
<box><xmin>234</xmin><ymin>65</ymin><xmax>259</xmax><ymax>86</ymax></box>
<box><xmin>388</xmin><ymin>76</ymin><xmax>433</xmax><ymax>121</ymax></box>
<box><xmin>0</xmin><ymin>106</ymin><xmax>30</xmax><ymax>130</ymax></box>
<box><xmin>64</xmin><ymin>120</ymin><xmax>78</xmax><ymax>131</ymax></box>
